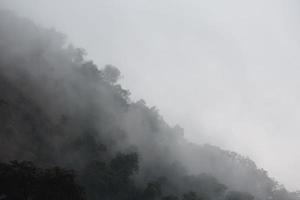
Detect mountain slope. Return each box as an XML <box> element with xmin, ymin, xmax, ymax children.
<box><xmin>0</xmin><ymin>10</ymin><xmax>298</xmax><ymax>200</ymax></box>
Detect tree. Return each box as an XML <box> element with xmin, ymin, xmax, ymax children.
<box><xmin>143</xmin><ymin>181</ymin><xmax>162</xmax><ymax>200</ymax></box>
<box><xmin>0</xmin><ymin>161</ymin><xmax>85</xmax><ymax>200</ymax></box>
<box><xmin>225</xmin><ymin>191</ymin><xmax>254</xmax><ymax>200</ymax></box>
<box><xmin>80</xmin><ymin>152</ymin><xmax>139</xmax><ymax>200</ymax></box>
<box><xmin>110</xmin><ymin>152</ymin><xmax>139</xmax><ymax>178</ymax></box>
<box><xmin>35</xmin><ymin>167</ymin><xmax>85</xmax><ymax>200</ymax></box>
<box><xmin>0</xmin><ymin>161</ymin><xmax>38</xmax><ymax>200</ymax></box>
<box><xmin>182</xmin><ymin>191</ymin><xmax>199</xmax><ymax>200</ymax></box>
<box><xmin>161</xmin><ymin>195</ymin><xmax>179</xmax><ymax>200</ymax></box>
<box><xmin>102</xmin><ymin>65</ymin><xmax>121</xmax><ymax>84</ymax></box>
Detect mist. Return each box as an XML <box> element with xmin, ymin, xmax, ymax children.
<box><xmin>1</xmin><ymin>0</ymin><xmax>300</xmax><ymax>197</ymax></box>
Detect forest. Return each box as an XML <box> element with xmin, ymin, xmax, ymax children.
<box><xmin>0</xmin><ymin>10</ymin><xmax>299</xmax><ymax>200</ymax></box>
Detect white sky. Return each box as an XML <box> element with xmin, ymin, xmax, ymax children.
<box><xmin>2</xmin><ymin>0</ymin><xmax>300</xmax><ymax>191</ymax></box>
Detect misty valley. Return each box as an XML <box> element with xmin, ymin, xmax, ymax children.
<box><xmin>0</xmin><ymin>10</ymin><xmax>299</xmax><ymax>200</ymax></box>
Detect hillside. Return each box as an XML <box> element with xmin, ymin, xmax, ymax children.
<box><xmin>0</xmin><ymin>10</ymin><xmax>298</xmax><ymax>200</ymax></box>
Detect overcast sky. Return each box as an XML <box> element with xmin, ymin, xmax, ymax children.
<box><xmin>2</xmin><ymin>0</ymin><xmax>300</xmax><ymax>191</ymax></box>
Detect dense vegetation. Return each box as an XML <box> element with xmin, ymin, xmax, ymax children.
<box><xmin>0</xmin><ymin>161</ymin><xmax>85</xmax><ymax>200</ymax></box>
<box><xmin>0</xmin><ymin>10</ymin><xmax>299</xmax><ymax>200</ymax></box>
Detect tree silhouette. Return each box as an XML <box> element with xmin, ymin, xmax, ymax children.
<box><xmin>0</xmin><ymin>161</ymin><xmax>85</xmax><ymax>200</ymax></box>
<box><xmin>182</xmin><ymin>191</ymin><xmax>199</xmax><ymax>200</ymax></box>
<box><xmin>225</xmin><ymin>191</ymin><xmax>254</xmax><ymax>200</ymax></box>
<box><xmin>102</xmin><ymin>65</ymin><xmax>121</xmax><ymax>84</ymax></box>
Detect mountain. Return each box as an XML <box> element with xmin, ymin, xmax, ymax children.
<box><xmin>0</xmin><ymin>10</ymin><xmax>298</xmax><ymax>200</ymax></box>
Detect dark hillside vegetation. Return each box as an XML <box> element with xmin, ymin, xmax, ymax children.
<box><xmin>0</xmin><ymin>10</ymin><xmax>298</xmax><ymax>200</ymax></box>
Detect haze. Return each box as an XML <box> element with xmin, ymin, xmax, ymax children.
<box><xmin>2</xmin><ymin>0</ymin><xmax>300</xmax><ymax>190</ymax></box>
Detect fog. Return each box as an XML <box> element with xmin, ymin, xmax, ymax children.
<box><xmin>2</xmin><ymin>0</ymin><xmax>300</xmax><ymax>191</ymax></box>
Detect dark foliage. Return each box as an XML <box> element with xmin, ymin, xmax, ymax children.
<box><xmin>0</xmin><ymin>161</ymin><xmax>85</xmax><ymax>200</ymax></box>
